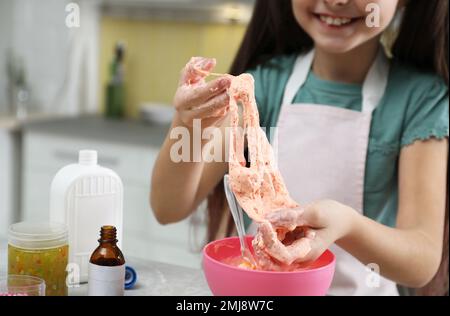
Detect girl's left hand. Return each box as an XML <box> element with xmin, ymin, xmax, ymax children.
<box><xmin>260</xmin><ymin>200</ymin><xmax>356</xmax><ymax>264</ymax></box>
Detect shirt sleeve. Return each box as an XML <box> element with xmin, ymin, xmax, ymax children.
<box><xmin>401</xmin><ymin>76</ymin><xmax>449</xmax><ymax>147</ymax></box>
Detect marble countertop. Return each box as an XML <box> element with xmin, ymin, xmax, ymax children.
<box><xmin>0</xmin><ymin>112</ymin><xmax>68</xmax><ymax>131</ymax></box>
<box><xmin>70</xmin><ymin>258</ymin><xmax>211</xmax><ymax>296</ymax></box>
<box><xmin>0</xmin><ymin>239</ymin><xmax>211</xmax><ymax>296</ymax></box>
<box><xmin>0</xmin><ymin>113</ymin><xmax>171</xmax><ymax>148</ymax></box>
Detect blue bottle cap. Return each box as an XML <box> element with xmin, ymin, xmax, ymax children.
<box><xmin>124</xmin><ymin>265</ymin><xmax>137</xmax><ymax>290</ymax></box>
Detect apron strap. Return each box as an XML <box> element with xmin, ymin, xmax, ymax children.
<box><xmin>282</xmin><ymin>50</ymin><xmax>314</xmax><ymax>105</ymax></box>
<box><xmin>282</xmin><ymin>48</ymin><xmax>390</xmax><ymax>114</ymax></box>
<box><xmin>361</xmin><ymin>48</ymin><xmax>390</xmax><ymax>113</ymax></box>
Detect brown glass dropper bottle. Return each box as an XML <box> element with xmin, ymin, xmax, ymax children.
<box><xmin>88</xmin><ymin>225</ymin><xmax>126</xmax><ymax>296</ymax></box>
<box><xmin>90</xmin><ymin>225</ymin><xmax>125</xmax><ymax>266</ymax></box>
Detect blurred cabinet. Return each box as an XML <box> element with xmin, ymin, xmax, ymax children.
<box><xmin>21</xmin><ymin>127</ymin><xmax>206</xmax><ymax>268</ymax></box>
<box><xmin>0</xmin><ymin>128</ymin><xmax>20</xmax><ymax>240</ymax></box>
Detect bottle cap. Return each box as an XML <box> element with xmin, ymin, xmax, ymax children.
<box><xmin>79</xmin><ymin>150</ymin><xmax>98</xmax><ymax>165</ymax></box>
<box><xmin>124</xmin><ymin>266</ymin><xmax>137</xmax><ymax>290</ymax></box>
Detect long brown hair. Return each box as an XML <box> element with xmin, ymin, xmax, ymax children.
<box><xmin>206</xmin><ymin>0</ymin><xmax>449</xmax><ymax>295</ymax></box>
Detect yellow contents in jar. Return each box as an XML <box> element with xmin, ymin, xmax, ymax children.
<box><xmin>8</xmin><ymin>244</ymin><xmax>68</xmax><ymax>296</ymax></box>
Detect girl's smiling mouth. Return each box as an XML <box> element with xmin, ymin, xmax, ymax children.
<box><xmin>313</xmin><ymin>12</ymin><xmax>363</xmax><ymax>28</ymax></box>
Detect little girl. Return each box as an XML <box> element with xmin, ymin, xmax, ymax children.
<box><xmin>151</xmin><ymin>0</ymin><xmax>448</xmax><ymax>295</ymax></box>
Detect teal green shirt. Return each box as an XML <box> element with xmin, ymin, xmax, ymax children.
<box><xmin>247</xmin><ymin>55</ymin><xmax>449</xmax><ymax>227</ymax></box>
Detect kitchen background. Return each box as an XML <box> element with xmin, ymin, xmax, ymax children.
<box><xmin>0</xmin><ymin>0</ymin><xmax>254</xmax><ymax>269</ymax></box>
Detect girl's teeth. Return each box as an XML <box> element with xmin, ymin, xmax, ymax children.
<box><xmin>319</xmin><ymin>15</ymin><xmax>351</xmax><ymax>26</ymax></box>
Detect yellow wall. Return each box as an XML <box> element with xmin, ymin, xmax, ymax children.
<box><xmin>99</xmin><ymin>17</ymin><xmax>247</xmax><ymax>117</ymax></box>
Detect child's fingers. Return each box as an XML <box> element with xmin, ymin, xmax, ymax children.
<box><xmin>296</xmin><ymin>203</ymin><xmax>327</xmax><ymax>229</ymax></box>
<box><xmin>256</xmin><ymin>221</ymin><xmax>294</xmax><ymax>264</ymax></box>
<box><xmin>189</xmin><ymin>92</ymin><xmax>230</xmax><ymax>119</ymax></box>
<box><xmin>292</xmin><ymin>229</ymin><xmax>328</xmax><ymax>264</ymax></box>
<box><xmin>179</xmin><ymin>57</ymin><xmax>216</xmax><ymax>86</ymax></box>
<box><xmin>265</xmin><ymin>208</ymin><xmax>305</xmax><ymax>230</ymax></box>
<box><xmin>257</xmin><ymin>221</ymin><xmax>314</xmax><ymax>265</ymax></box>
<box><xmin>176</xmin><ymin>77</ymin><xmax>231</xmax><ymax>111</ymax></box>
<box><xmin>189</xmin><ymin>77</ymin><xmax>231</xmax><ymax>106</ymax></box>
<box><xmin>285</xmin><ymin>235</ymin><xmax>313</xmax><ymax>262</ymax></box>
<box><xmin>256</xmin><ymin>220</ymin><xmax>317</xmax><ymax>265</ymax></box>
<box><xmin>305</xmin><ymin>227</ymin><xmax>317</xmax><ymax>239</ymax></box>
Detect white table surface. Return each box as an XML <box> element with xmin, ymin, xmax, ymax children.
<box><xmin>0</xmin><ymin>239</ymin><xmax>211</xmax><ymax>296</ymax></box>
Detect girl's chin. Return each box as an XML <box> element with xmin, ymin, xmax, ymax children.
<box><xmin>312</xmin><ymin>38</ymin><xmax>363</xmax><ymax>54</ymax></box>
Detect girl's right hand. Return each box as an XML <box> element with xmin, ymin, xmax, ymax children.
<box><xmin>173</xmin><ymin>57</ymin><xmax>232</xmax><ymax>129</ymax></box>
<box><xmin>254</xmin><ymin>209</ymin><xmax>315</xmax><ymax>267</ymax></box>
<box><xmin>257</xmin><ymin>200</ymin><xmax>355</xmax><ymax>266</ymax></box>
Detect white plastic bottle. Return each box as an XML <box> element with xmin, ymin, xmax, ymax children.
<box><xmin>50</xmin><ymin>150</ymin><xmax>123</xmax><ymax>284</ymax></box>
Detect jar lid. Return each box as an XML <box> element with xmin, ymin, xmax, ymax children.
<box><xmin>124</xmin><ymin>266</ymin><xmax>137</xmax><ymax>289</ymax></box>
<box><xmin>8</xmin><ymin>222</ymin><xmax>68</xmax><ymax>249</ymax></box>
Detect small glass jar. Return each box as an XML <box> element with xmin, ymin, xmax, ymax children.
<box><xmin>0</xmin><ymin>275</ymin><xmax>46</xmax><ymax>296</ymax></box>
<box><xmin>8</xmin><ymin>222</ymin><xmax>69</xmax><ymax>296</ymax></box>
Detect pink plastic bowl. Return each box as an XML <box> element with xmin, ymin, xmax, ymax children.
<box><xmin>203</xmin><ymin>236</ymin><xmax>335</xmax><ymax>296</ymax></box>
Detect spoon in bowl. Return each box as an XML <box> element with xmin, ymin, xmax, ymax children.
<box><xmin>223</xmin><ymin>175</ymin><xmax>258</xmax><ymax>269</ymax></box>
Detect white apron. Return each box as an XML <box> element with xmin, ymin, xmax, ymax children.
<box><xmin>249</xmin><ymin>49</ymin><xmax>398</xmax><ymax>296</ymax></box>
